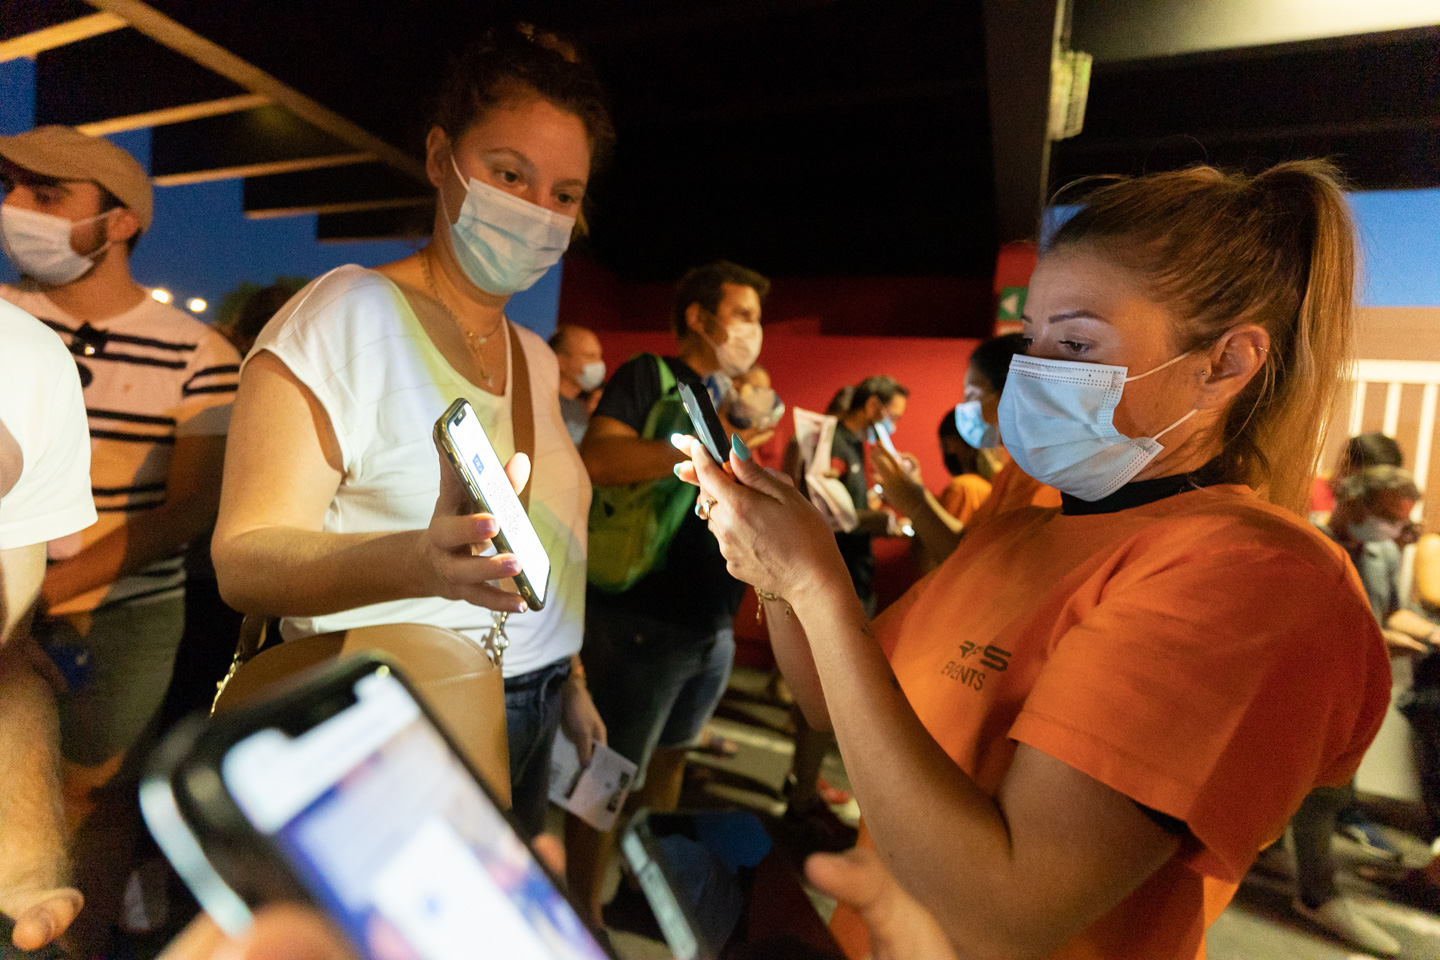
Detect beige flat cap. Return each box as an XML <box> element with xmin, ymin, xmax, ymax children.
<box><xmin>0</xmin><ymin>126</ymin><xmax>152</xmax><ymax>231</ymax></box>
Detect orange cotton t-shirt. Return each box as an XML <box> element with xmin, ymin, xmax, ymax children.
<box><xmin>967</xmin><ymin>460</ymin><xmax>1061</xmax><ymax>527</ymax></box>
<box><xmin>938</xmin><ymin>473</ymin><xmax>992</xmax><ymax>525</ymax></box>
<box><xmin>830</xmin><ymin>483</ymin><xmax>1390</xmax><ymax>960</ymax></box>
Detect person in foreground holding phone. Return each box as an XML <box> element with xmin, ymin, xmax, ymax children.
<box><xmin>156</xmin><ymin>843</ymin><xmax>960</xmax><ymax>960</ymax></box>
<box><xmin>680</xmin><ymin>161</ymin><xmax>1392</xmax><ymax>959</ymax></box>
<box><xmin>0</xmin><ymin>300</ymin><xmax>97</xmax><ymax>950</ymax></box>
<box><xmin>211</xmin><ymin>25</ymin><xmax>611</xmax><ymax>837</ymax></box>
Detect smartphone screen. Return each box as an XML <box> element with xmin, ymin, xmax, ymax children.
<box><xmin>871</xmin><ymin>419</ymin><xmax>900</xmax><ymax>460</ymax></box>
<box><xmin>220</xmin><ymin>668</ymin><xmax>604</xmax><ymax>960</ymax></box>
<box><xmin>441</xmin><ymin>400</ymin><xmax>550</xmax><ymax>606</ymax></box>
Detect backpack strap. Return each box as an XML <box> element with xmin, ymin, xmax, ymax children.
<box><xmin>639</xmin><ymin>354</ymin><xmax>679</xmax><ymax>441</ymax></box>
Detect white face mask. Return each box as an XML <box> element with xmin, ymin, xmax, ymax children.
<box><xmin>954</xmin><ymin>399</ymin><xmax>1001</xmax><ymax>450</ymax></box>
<box><xmin>442</xmin><ymin>156</ymin><xmax>575</xmax><ymax>296</ymax></box>
<box><xmin>576</xmin><ymin>360</ymin><xmax>605</xmax><ymax>392</ymax></box>
<box><xmin>997</xmin><ymin>352</ymin><xmax>1198</xmax><ymax>501</ymax></box>
<box><xmin>1351</xmin><ymin>515</ymin><xmax>1407</xmax><ymax>544</ymax></box>
<box><xmin>702</xmin><ymin>319</ymin><xmax>763</xmax><ymax>377</ymax></box>
<box><xmin>0</xmin><ymin>205</ymin><xmax>113</xmax><ymax>285</ymax></box>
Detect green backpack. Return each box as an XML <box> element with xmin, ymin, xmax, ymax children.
<box><xmin>587</xmin><ymin>355</ymin><xmax>701</xmax><ymax>593</ymax></box>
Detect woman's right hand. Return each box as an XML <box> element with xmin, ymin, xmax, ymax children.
<box><xmin>415</xmin><ymin>447</ymin><xmax>532</xmax><ymax>612</ymax></box>
<box><xmin>678</xmin><ymin>437</ymin><xmax>850</xmax><ymax>602</ymax></box>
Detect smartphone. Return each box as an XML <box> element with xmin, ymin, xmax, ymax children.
<box><xmin>434</xmin><ymin>397</ymin><xmax>549</xmax><ymax>610</ymax></box>
<box><xmin>142</xmin><ymin>656</ymin><xmax>612</xmax><ymax>960</ymax></box>
<box><xmin>871</xmin><ymin>419</ymin><xmax>900</xmax><ymax>460</ymax></box>
<box><xmin>677</xmin><ymin>380</ymin><xmax>730</xmax><ymax>465</ymax></box>
<box><xmin>622</xmin><ymin>809</ymin><xmax>768</xmax><ymax>960</ymax></box>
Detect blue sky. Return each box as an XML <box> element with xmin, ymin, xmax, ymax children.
<box><xmin>0</xmin><ymin>58</ymin><xmax>563</xmax><ymax>336</ymax></box>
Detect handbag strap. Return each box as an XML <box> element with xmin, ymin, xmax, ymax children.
<box><xmin>507</xmin><ymin>321</ymin><xmax>534</xmax><ymax>510</ymax></box>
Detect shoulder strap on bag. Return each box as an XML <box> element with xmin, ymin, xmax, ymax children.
<box><xmin>507</xmin><ymin>321</ymin><xmax>534</xmax><ymax>510</ymax></box>
<box><xmin>640</xmin><ymin>354</ymin><xmax>679</xmax><ymax>441</ymax></box>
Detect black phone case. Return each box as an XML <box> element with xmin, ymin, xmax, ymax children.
<box><xmin>676</xmin><ymin>380</ymin><xmax>730</xmax><ymax>465</ymax></box>
<box><xmin>433</xmin><ymin>397</ymin><xmax>546</xmax><ymax>611</ymax></box>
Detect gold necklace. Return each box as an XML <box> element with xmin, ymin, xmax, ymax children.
<box><xmin>422</xmin><ymin>250</ymin><xmax>505</xmax><ymax>388</ymax></box>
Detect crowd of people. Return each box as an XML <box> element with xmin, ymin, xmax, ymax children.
<box><xmin>1</xmin><ymin>20</ymin><xmax>1436</xmax><ymax>960</ymax></box>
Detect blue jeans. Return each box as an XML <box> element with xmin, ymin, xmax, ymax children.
<box><xmin>504</xmin><ymin>657</ymin><xmax>572</xmax><ymax>838</ymax></box>
<box><xmin>583</xmin><ymin>609</ymin><xmax>735</xmax><ymax>791</ymax></box>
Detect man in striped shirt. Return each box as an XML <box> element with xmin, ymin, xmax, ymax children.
<box><xmin>0</xmin><ymin>126</ymin><xmax>238</xmax><ymax>948</ymax></box>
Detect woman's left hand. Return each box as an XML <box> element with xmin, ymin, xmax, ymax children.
<box><xmin>677</xmin><ymin>437</ymin><xmax>848</xmax><ymax>602</ymax></box>
<box><xmin>559</xmin><ymin>676</ymin><xmax>607</xmax><ymax>766</ymax></box>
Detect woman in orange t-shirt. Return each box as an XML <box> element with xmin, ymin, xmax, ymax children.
<box><xmin>680</xmin><ymin>161</ymin><xmax>1391</xmax><ymax>960</ymax></box>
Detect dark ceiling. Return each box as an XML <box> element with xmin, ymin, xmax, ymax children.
<box><xmin>2</xmin><ymin>1</ymin><xmax>1436</xmax><ymax>285</ymax></box>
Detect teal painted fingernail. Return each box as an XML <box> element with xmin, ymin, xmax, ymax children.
<box><xmin>673</xmin><ymin>463</ymin><xmax>685</xmax><ymax>477</ymax></box>
<box><xmin>732</xmin><ymin>434</ymin><xmax>751</xmax><ymax>461</ymax></box>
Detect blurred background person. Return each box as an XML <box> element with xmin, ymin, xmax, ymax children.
<box><xmin>549</xmin><ymin>323</ymin><xmax>605</xmax><ymax>445</ymax></box>
<box><xmin>218</xmin><ymin>281</ymin><xmax>307</xmax><ymax>358</ymax></box>
<box><xmin>1286</xmin><ymin>465</ymin><xmax>1437</xmax><ymax>953</ymax></box>
<box><xmin>832</xmin><ymin>375</ymin><xmax>910</xmax><ymax>616</ymax></box>
<box><xmin>1311</xmin><ymin>431</ymin><xmax>1405</xmax><ymax>524</ymax></box>
<box><xmin>935</xmin><ymin>411</ymin><xmax>993</xmax><ymax>525</ymax></box>
<box><xmin>874</xmin><ymin>333</ymin><xmax>1047</xmax><ymax>571</ymax></box>
<box><xmin>572</xmin><ymin>259</ymin><xmax>770</xmax><ymax>929</ymax></box>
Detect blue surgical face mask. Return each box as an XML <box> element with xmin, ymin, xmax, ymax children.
<box><xmin>441</xmin><ymin>155</ymin><xmax>575</xmax><ymax>296</ymax></box>
<box><xmin>997</xmin><ymin>352</ymin><xmax>1197</xmax><ymax>501</ymax></box>
<box><xmin>954</xmin><ymin>400</ymin><xmax>1001</xmax><ymax>450</ymax></box>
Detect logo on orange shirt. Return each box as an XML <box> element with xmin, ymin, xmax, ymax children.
<box><xmin>941</xmin><ymin>643</ymin><xmax>1011</xmax><ymax>691</ymax></box>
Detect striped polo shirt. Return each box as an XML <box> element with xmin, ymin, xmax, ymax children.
<box><xmin>0</xmin><ymin>284</ymin><xmax>240</xmax><ymax>613</ymax></box>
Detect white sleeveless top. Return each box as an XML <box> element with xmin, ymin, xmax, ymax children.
<box><xmin>248</xmin><ymin>265</ymin><xmax>589</xmax><ymax>676</ymax></box>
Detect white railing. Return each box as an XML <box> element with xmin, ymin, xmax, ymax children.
<box><xmin>1348</xmin><ymin>359</ymin><xmax>1440</xmax><ymax>601</ymax></box>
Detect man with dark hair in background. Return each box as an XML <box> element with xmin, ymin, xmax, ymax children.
<box><xmin>549</xmin><ymin>324</ymin><xmax>606</xmax><ymax>445</ymax></box>
<box><xmin>833</xmin><ymin>375</ymin><xmax>910</xmax><ymax>615</ymax></box>
<box><xmin>0</xmin><ymin>125</ymin><xmax>240</xmax><ymax>950</ymax></box>
<box><xmin>569</xmin><ymin>259</ymin><xmax>770</xmax><ymax>929</ymax></box>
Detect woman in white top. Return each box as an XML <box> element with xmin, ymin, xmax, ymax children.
<box><xmin>212</xmin><ymin>25</ymin><xmax>612</xmax><ymax>836</ymax></box>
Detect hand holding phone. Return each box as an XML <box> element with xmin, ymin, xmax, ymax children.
<box><xmin>434</xmin><ymin>399</ymin><xmax>550</xmax><ymax>611</ymax></box>
<box><xmin>676</xmin><ymin>380</ymin><xmax>730</xmax><ymax>466</ymax></box>
<box><xmin>143</xmin><ymin>657</ymin><xmax>612</xmax><ymax>960</ymax></box>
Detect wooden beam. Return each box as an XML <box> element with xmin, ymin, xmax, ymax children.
<box><xmin>148</xmin><ymin>105</ymin><xmax>370</xmax><ymax>186</ymax></box>
<box><xmin>0</xmin><ymin>11</ymin><xmax>124</xmax><ymax>62</ymax></box>
<box><xmin>153</xmin><ymin>153</ymin><xmax>372</xmax><ymax>187</ymax></box>
<box><xmin>76</xmin><ymin>93</ymin><xmax>269</xmax><ymax>135</ymax></box>
<box><xmin>83</xmin><ymin>0</ymin><xmax>426</xmax><ymax>182</ymax></box>
<box><xmin>243</xmin><ymin>164</ymin><xmax>431</xmax><ymax>219</ymax></box>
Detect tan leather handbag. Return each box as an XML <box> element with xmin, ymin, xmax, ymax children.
<box><xmin>212</xmin><ymin>621</ymin><xmax>511</xmax><ymax>807</ymax></box>
<box><xmin>210</xmin><ymin>322</ymin><xmax>539</xmax><ymax>809</ymax></box>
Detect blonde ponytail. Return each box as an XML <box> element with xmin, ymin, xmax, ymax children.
<box><xmin>1048</xmin><ymin>160</ymin><xmax>1358</xmax><ymax>514</ymax></box>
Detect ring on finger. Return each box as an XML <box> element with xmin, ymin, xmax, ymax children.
<box><xmin>695</xmin><ymin>495</ymin><xmax>717</xmax><ymax>520</ymax></box>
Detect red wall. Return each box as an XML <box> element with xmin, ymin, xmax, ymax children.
<box><xmin>560</xmin><ymin>254</ymin><xmax>994</xmax><ymax>339</ymax></box>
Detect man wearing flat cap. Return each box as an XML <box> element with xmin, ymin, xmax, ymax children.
<box><xmin>0</xmin><ymin>126</ymin><xmax>240</xmax><ymax>949</ymax></box>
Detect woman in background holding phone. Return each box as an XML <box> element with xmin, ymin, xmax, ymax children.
<box><xmin>211</xmin><ymin>25</ymin><xmax>611</xmax><ymax>837</ymax></box>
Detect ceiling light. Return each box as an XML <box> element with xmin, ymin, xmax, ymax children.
<box><xmin>187</xmin><ymin>298</ymin><xmax>207</xmax><ymax>313</ymax></box>
<box><xmin>151</xmin><ymin>288</ymin><xmax>171</xmax><ymax>304</ymax></box>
